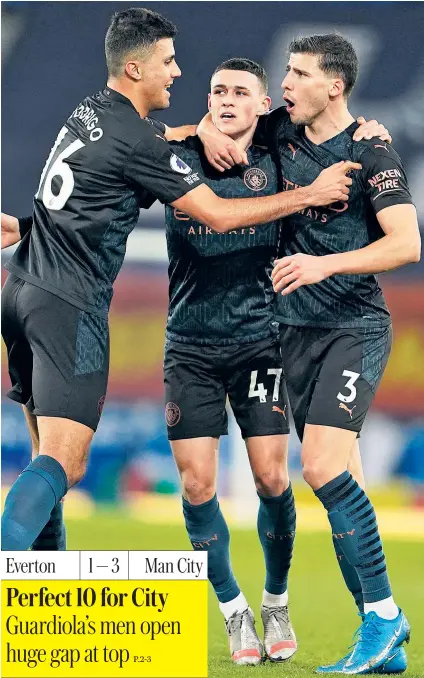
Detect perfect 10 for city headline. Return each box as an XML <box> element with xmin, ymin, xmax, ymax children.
<box><xmin>6</xmin><ymin>586</ymin><xmax>170</xmax><ymax>612</ymax></box>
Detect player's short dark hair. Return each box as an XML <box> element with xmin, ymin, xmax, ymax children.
<box><xmin>105</xmin><ymin>7</ymin><xmax>177</xmax><ymax>77</ymax></box>
<box><xmin>289</xmin><ymin>34</ymin><xmax>358</xmax><ymax>97</ymax></box>
<box><xmin>212</xmin><ymin>58</ymin><xmax>268</xmax><ymax>93</ymax></box>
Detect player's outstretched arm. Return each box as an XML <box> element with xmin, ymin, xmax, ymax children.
<box><xmin>1</xmin><ymin>213</ymin><xmax>26</xmax><ymax>249</ymax></box>
<box><xmin>163</xmin><ymin>124</ymin><xmax>198</xmax><ymax>142</ymax></box>
<box><xmin>272</xmin><ymin>204</ymin><xmax>420</xmax><ymax>295</ymax></box>
<box><xmin>197</xmin><ymin>111</ymin><xmax>391</xmax><ymax>171</ymax></box>
<box><xmin>172</xmin><ymin>161</ymin><xmax>360</xmax><ymax>233</ymax></box>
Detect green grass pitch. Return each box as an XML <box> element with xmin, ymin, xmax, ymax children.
<box><xmin>67</xmin><ymin>513</ymin><xmax>424</xmax><ymax>677</ymax></box>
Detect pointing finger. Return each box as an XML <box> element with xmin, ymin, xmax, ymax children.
<box><xmin>341</xmin><ymin>161</ymin><xmax>362</xmax><ymax>174</ymax></box>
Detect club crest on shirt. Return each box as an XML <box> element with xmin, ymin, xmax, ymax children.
<box><xmin>243</xmin><ymin>167</ymin><xmax>267</xmax><ymax>191</ymax></box>
<box><xmin>170</xmin><ymin>154</ymin><xmax>192</xmax><ymax>175</ymax></box>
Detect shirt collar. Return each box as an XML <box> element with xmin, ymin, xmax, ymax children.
<box><xmin>103</xmin><ymin>87</ymin><xmax>137</xmax><ymax>112</ymax></box>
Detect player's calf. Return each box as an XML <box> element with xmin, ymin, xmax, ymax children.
<box><xmin>182</xmin><ymin>493</ymin><xmax>241</xmax><ymax>603</ymax></box>
<box><xmin>1</xmin><ymin>454</ymin><xmax>68</xmax><ymax>550</ymax></box>
<box><xmin>256</xmin><ymin>485</ymin><xmax>296</xmax><ymax>621</ymax></box>
<box><xmin>21</xmin><ymin>407</ymin><xmax>66</xmax><ymax>551</ymax></box>
<box><xmin>1</xmin><ymin>417</ymin><xmax>93</xmax><ymax>550</ymax></box>
<box><xmin>257</xmin><ymin>485</ymin><xmax>297</xmax><ymax>663</ymax></box>
<box><xmin>37</xmin><ymin>416</ymin><xmax>93</xmax><ymax>488</ymax></box>
<box><xmin>248</xmin><ymin>435</ymin><xmax>297</xmax><ymax>660</ymax></box>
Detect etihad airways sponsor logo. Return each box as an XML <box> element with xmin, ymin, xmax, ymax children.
<box><xmin>187</xmin><ymin>225</ymin><xmax>256</xmax><ymax>236</ymax></box>
<box><xmin>368</xmin><ymin>168</ymin><xmax>402</xmax><ymax>198</ymax></box>
<box><xmin>173</xmin><ymin>209</ymin><xmax>256</xmax><ymax>235</ymax></box>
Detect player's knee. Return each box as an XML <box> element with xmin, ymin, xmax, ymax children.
<box><xmin>64</xmin><ymin>456</ymin><xmax>89</xmax><ymax>488</ymax></box>
<box><xmin>182</xmin><ymin>473</ymin><xmax>215</xmax><ymax>505</ymax></box>
<box><xmin>254</xmin><ymin>469</ymin><xmax>289</xmax><ymax>497</ymax></box>
<box><xmin>302</xmin><ymin>462</ymin><xmax>326</xmax><ymax>490</ymax></box>
<box><xmin>67</xmin><ymin>467</ymin><xmax>85</xmax><ymax>488</ymax></box>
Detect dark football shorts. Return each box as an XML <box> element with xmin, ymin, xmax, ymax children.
<box><xmin>279</xmin><ymin>323</ymin><xmax>392</xmax><ymax>441</ymax></box>
<box><xmin>164</xmin><ymin>336</ymin><xmax>290</xmax><ymax>440</ymax></box>
<box><xmin>2</xmin><ymin>274</ymin><xmax>109</xmax><ymax>431</ymax></box>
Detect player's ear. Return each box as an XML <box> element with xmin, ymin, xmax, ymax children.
<box><xmin>125</xmin><ymin>60</ymin><xmax>142</xmax><ymax>81</ymax></box>
<box><xmin>329</xmin><ymin>78</ymin><xmax>344</xmax><ymax>99</ymax></box>
<box><xmin>259</xmin><ymin>95</ymin><xmax>271</xmax><ymax>115</ymax></box>
<box><xmin>207</xmin><ymin>93</ymin><xmax>212</xmax><ymax>112</ymax></box>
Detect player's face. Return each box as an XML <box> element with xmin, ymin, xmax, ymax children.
<box><xmin>281</xmin><ymin>53</ymin><xmax>342</xmax><ymax>125</ymax></box>
<box><xmin>208</xmin><ymin>70</ymin><xmax>271</xmax><ymax>137</ymax></box>
<box><xmin>139</xmin><ymin>38</ymin><xmax>181</xmax><ymax>111</ymax></box>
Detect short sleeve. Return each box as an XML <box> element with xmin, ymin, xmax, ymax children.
<box><xmin>124</xmin><ymin>125</ymin><xmax>203</xmax><ymax>204</ymax></box>
<box><xmin>18</xmin><ymin>216</ymin><xmax>33</xmax><ymax>239</ymax></box>
<box><xmin>360</xmin><ymin>143</ymin><xmax>414</xmax><ymax>214</ymax></box>
<box><xmin>254</xmin><ymin>107</ymin><xmax>290</xmax><ymax>147</ymax></box>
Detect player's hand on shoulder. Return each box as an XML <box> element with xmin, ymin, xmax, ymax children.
<box><xmin>353</xmin><ymin>116</ymin><xmax>392</xmax><ymax>143</ymax></box>
<box><xmin>308</xmin><ymin>161</ymin><xmax>361</xmax><ymax>207</ymax></box>
<box><xmin>272</xmin><ymin>253</ymin><xmax>332</xmax><ymax>295</ymax></box>
<box><xmin>197</xmin><ymin>115</ymin><xmax>248</xmax><ymax>172</ymax></box>
<box><xmin>1</xmin><ymin>213</ymin><xmax>21</xmax><ymax>249</ymax></box>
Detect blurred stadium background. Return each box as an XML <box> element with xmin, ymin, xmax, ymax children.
<box><xmin>2</xmin><ymin>3</ymin><xmax>423</xmax><ymax>673</ymax></box>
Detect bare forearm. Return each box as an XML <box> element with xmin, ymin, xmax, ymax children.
<box><xmin>174</xmin><ymin>162</ymin><xmax>355</xmax><ymax>234</ymax></box>
<box><xmin>1</xmin><ymin>213</ymin><xmax>23</xmax><ymax>249</ymax></box>
<box><xmin>325</xmin><ymin>233</ymin><xmax>421</xmax><ymax>276</ymax></box>
<box><xmin>165</xmin><ymin>124</ymin><xmax>198</xmax><ymax>141</ymax></box>
<box><xmin>211</xmin><ymin>188</ymin><xmax>312</xmax><ymax>232</ymax></box>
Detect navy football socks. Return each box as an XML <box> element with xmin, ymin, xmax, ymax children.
<box><xmin>332</xmin><ymin>534</ymin><xmax>364</xmax><ymax>612</ymax></box>
<box><xmin>183</xmin><ymin>494</ymin><xmax>240</xmax><ymax>603</ymax></box>
<box><xmin>315</xmin><ymin>471</ymin><xmax>392</xmax><ymax>604</ymax></box>
<box><xmin>1</xmin><ymin>455</ymin><xmax>68</xmax><ymax>551</ymax></box>
<box><xmin>257</xmin><ymin>483</ymin><xmax>296</xmax><ymax>595</ymax></box>
<box><xmin>31</xmin><ymin>501</ymin><xmax>67</xmax><ymax>551</ymax></box>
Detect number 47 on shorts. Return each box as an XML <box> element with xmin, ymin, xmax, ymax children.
<box><xmin>248</xmin><ymin>369</ymin><xmax>282</xmax><ymax>403</ymax></box>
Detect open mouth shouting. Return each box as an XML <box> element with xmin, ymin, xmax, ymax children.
<box><xmin>283</xmin><ymin>95</ymin><xmax>296</xmax><ymax>113</ymax></box>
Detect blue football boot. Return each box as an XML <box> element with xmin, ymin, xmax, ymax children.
<box><xmin>316</xmin><ymin>647</ymin><xmax>407</xmax><ymax>675</ymax></box>
<box><xmin>342</xmin><ymin>609</ymin><xmax>410</xmax><ymax>674</ymax></box>
<box><xmin>373</xmin><ymin>647</ymin><xmax>407</xmax><ymax>674</ymax></box>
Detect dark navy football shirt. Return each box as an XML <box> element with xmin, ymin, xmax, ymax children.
<box><xmin>6</xmin><ymin>88</ymin><xmax>202</xmax><ymax>317</ymax></box>
<box><xmin>165</xmin><ymin>136</ymin><xmax>281</xmax><ymax>345</ymax></box>
<box><xmin>257</xmin><ymin>108</ymin><xmax>414</xmax><ymax>328</ymax></box>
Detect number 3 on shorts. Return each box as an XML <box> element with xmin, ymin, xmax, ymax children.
<box><xmin>337</xmin><ymin>369</ymin><xmax>360</xmax><ymax>404</ymax></box>
<box><xmin>248</xmin><ymin>369</ymin><xmax>282</xmax><ymax>403</ymax></box>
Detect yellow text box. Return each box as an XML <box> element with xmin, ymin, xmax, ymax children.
<box><xmin>1</xmin><ymin>580</ymin><xmax>207</xmax><ymax>678</ymax></box>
